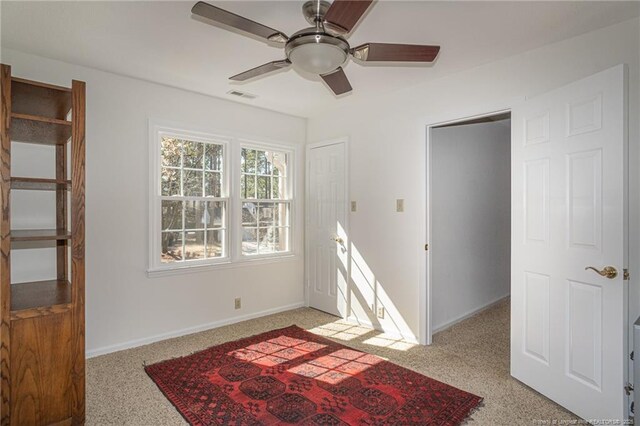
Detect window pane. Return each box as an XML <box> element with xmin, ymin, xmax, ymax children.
<box><xmin>274</xmin><ymin>227</ymin><xmax>289</xmax><ymax>252</ymax></box>
<box><xmin>183</xmin><ymin>140</ymin><xmax>204</xmax><ymax>169</ymax></box>
<box><xmin>205</xmin><ymin>144</ymin><xmax>223</xmax><ymax>171</ymax></box>
<box><xmin>184</xmin><ymin>200</ymin><xmax>206</xmax><ymax>230</ymax></box>
<box><xmin>161</xmin><ymin>168</ymin><xmax>181</xmax><ymax>196</ymax></box>
<box><xmin>274</xmin><ymin>202</ymin><xmax>289</xmax><ymax>227</ymax></box>
<box><xmin>257</xmin><ymin>227</ymin><xmax>288</xmax><ymax>254</ymax></box>
<box><xmin>205</xmin><ymin>171</ymin><xmax>221</xmax><ymax>197</ymax></box>
<box><xmin>257</xmin><ymin>176</ymin><xmax>270</xmax><ymax>199</ymax></box>
<box><xmin>242</xmin><ymin>149</ymin><xmax>256</xmax><ymax>173</ymax></box>
<box><xmin>161</xmin><ymin>200</ymin><xmax>183</xmax><ymax>230</ymax></box>
<box><xmin>161</xmin><ymin>231</ymin><xmax>183</xmax><ymax>263</ymax></box>
<box><xmin>184</xmin><ymin>169</ymin><xmax>203</xmax><ymax>197</ymax></box>
<box><xmin>242</xmin><ymin>175</ymin><xmax>256</xmax><ymax>199</ymax></box>
<box><xmin>206</xmin><ymin>230</ymin><xmax>224</xmax><ymax>258</ymax></box>
<box><xmin>242</xmin><ymin>228</ymin><xmax>258</xmax><ymax>255</ymax></box>
<box><xmin>206</xmin><ymin>201</ymin><xmax>224</xmax><ymax>228</ymax></box>
<box><xmin>272</xmin><ymin>177</ymin><xmax>285</xmax><ymax>199</ymax></box>
<box><xmin>161</xmin><ymin>138</ymin><xmax>181</xmax><ymax>167</ymax></box>
<box><xmin>257</xmin><ymin>150</ymin><xmax>270</xmax><ymax>175</ymax></box>
<box><xmin>242</xmin><ymin>202</ymin><xmax>257</xmax><ymax>226</ymax></box>
<box><xmin>184</xmin><ymin>230</ymin><xmax>205</xmax><ymax>260</ymax></box>
<box><xmin>258</xmin><ymin>227</ymin><xmax>270</xmax><ymax>253</ymax></box>
<box><xmin>271</xmin><ymin>152</ymin><xmax>287</xmax><ymax>176</ymax></box>
<box><xmin>259</xmin><ymin>202</ymin><xmax>274</xmax><ymax>226</ymax></box>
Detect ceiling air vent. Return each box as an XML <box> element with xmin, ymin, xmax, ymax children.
<box><xmin>227</xmin><ymin>90</ymin><xmax>258</xmax><ymax>100</ymax></box>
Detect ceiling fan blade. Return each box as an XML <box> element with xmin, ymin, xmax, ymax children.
<box><xmin>230</xmin><ymin>60</ymin><xmax>291</xmax><ymax>81</ymax></box>
<box><xmin>192</xmin><ymin>1</ymin><xmax>288</xmax><ymax>43</ymax></box>
<box><xmin>320</xmin><ymin>67</ymin><xmax>352</xmax><ymax>95</ymax></box>
<box><xmin>351</xmin><ymin>43</ymin><xmax>441</xmax><ymax>62</ymax></box>
<box><xmin>323</xmin><ymin>0</ymin><xmax>373</xmax><ymax>34</ymax></box>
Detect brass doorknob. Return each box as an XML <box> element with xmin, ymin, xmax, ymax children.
<box><xmin>585</xmin><ymin>266</ymin><xmax>618</xmax><ymax>279</ymax></box>
<box><xmin>331</xmin><ymin>236</ymin><xmax>344</xmax><ymax>245</ymax></box>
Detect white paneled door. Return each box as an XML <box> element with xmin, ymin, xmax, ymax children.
<box><xmin>307</xmin><ymin>141</ymin><xmax>347</xmax><ymax>317</ymax></box>
<box><xmin>512</xmin><ymin>65</ymin><xmax>628</xmax><ymax>420</ymax></box>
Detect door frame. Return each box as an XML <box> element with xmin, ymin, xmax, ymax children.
<box><xmin>421</xmin><ymin>100</ymin><xmax>521</xmax><ymax>345</ymax></box>
<box><xmin>305</xmin><ymin>137</ymin><xmax>350</xmax><ymax>317</ymax></box>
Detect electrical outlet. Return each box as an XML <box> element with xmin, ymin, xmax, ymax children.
<box><xmin>351</xmin><ymin>201</ymin><xmax>357</xmax><ymax>212</ymax></box>
<box><xmin>234</xmin><ymin>298</ymin><xmax>241</xmax><ymax>310</ymax></box>
<box><xmin>377</xmin><ymin>306</ymin><xmax>385</xmax><ymax>319</ymax></box>
<box><xmin>396</xmin><ymin>199</ymin><xmax>404</xmax><ymax>212</ymax></box>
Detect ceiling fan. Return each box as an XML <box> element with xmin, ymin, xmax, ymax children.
<box><xmin>191</xmin><ymin>0</ymin><xmax>441</xmax><ymax>95</ymax></box>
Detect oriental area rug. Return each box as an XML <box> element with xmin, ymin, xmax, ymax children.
<box><xmin>145</xmin><ymin>325</ymin><xmax>482</xmax><ymax>425</ymax></box>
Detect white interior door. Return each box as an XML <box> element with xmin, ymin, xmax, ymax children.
<box><xmin>512</xmin><ymin>65</ymin><xmax>628</xmax><ymax>420</ymax></box>
<box><xmin>307</xmin><ymin>141</ymin><xmax>347</xmax><ymax>317</ymax></box>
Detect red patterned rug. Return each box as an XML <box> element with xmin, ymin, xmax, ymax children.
<box><xmin>145</xmin><ymin>325</ymin><xmax>482</xmax><ymax>425</ymax></box>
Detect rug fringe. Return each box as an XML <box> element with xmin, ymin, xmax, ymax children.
<box><xmin>460</xmin><ymin>399</ymin><xmax>485</xmax><ymax>424</ymax></box>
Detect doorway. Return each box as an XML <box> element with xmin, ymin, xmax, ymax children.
<box><xmin>428</xmin><ymin>112</ymin><xmax>512</xmax><ymax>333</ymax></box>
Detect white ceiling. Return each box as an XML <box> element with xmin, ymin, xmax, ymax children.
<box><xmin>2</xmin><ymin>1</ymin><xmax>639</xmax><ymax>118</ymax></box>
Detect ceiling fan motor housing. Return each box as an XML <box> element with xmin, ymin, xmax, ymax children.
<box><xmin>302</xmin><ymin>0</ymin><xmax>331</xmax><ymax>25</ymax></box>
<box><xmin>285</xmin><ymin>29</ymin><xmax>349</xmax><ymax>75</ymax></box>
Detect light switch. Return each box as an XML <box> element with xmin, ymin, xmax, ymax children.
<box><xmin>351</xmin><ymin>201</ymin><xmax>357</xmax><ymax>212</ymax></box>
<box><xmin>396</xmin><ymin>199</ymin><xmax>404</xmax><ymax>212</ymax></box>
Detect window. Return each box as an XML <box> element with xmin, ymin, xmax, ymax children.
<box><xmin>151</xmin><ymin>131</ymin><xmax>229</xmax><ymax>269</ymax></box>
<box><xmin>240</xmin><ymin>148</ymin><xmax>290</xmax><ymax>256</ymax></box>
<box><xmin>149</xmin><ymin>122</ymin><xmax>295</xmax><ymax>274</ymax></box>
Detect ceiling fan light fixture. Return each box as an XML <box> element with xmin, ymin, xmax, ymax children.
<box><xmin>285</xmin><ymin>33</ymin><xmax>349</xmax><ymax>75</ymax></box>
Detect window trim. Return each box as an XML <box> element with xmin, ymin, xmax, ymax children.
<box><xmin>148</xmin><ymin>120</ymin><xmax>298</xmax><ymax>276</ymax></box>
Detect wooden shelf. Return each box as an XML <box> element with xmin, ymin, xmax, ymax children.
<box><xmin>11</xmin><ymin>177</ymin><xmax>71</xmax><ymax>191</ymax></box>
<box><xmin>10</xmin><ymin>280</ymin><xmax>72</xmax><ymax>319</ymax></box>
<box><xmin>2</xmin><ymin>64</ymin><xmax>86</xmax><ymax>424</ymax></box>
<box><xmin>11</xmin><ymin>113</ymin><xmax>72</xmax><ymax>145</ymax></box>
<box><xmin>11</xmin><ymin>229</ymin><xmax>71</xmax><ymax>242</ymax></box>
<box><xmin>11</xmin><ymin>77</ymin><xmax>72</xmax><ymax>120</ymax></box>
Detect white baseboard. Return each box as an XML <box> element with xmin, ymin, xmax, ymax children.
<box><xmin>86</xmin><ymin>301</ymin><xmax>306</xmax><ymax>358</ymax></box>
<box><xmin>344</xmin><ymin>316</ymin><xmax>419</xmax><ymax>344</ymax></box>
<box><xmin>432</xmin><ymin>293</ymin><xmax>510</xmax><ymax>334</ymax></box>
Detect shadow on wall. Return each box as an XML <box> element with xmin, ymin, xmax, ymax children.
<box><xmin>330</xmin><ymin>222</ymin><xmax>416</xmax><ymax>347</ymax></box>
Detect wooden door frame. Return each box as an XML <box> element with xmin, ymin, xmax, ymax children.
<box><xmin>305</xmin><ymin>137</ymin><xmax>350</xmax><ymax>318</ymax></box>
<box><xmin>421</xmin><ymin>100</ymin><xmax>520</xmax><ymax>345</ymax></box>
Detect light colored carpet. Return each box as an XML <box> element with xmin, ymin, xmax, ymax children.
<box><xmin>87</xmin><ymin>299</ymin><xmax>578</xmax><ymax>425</ymax></box>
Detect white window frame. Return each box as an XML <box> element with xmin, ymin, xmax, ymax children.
<box><xmin>236</xmin><ymin>141</ymin><xmax>294</xmax><ymax>260</ymax></box>
<box><xmin>149</xmin><ymin>122</ymin><xmax>231</xmax><ymax>274</ymax></box>
<box><xmin>148</xmin><ymin>120</ymin><xmax>298</xmax><ymax>277</ymax></box>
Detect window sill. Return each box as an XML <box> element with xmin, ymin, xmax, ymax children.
<box><xmin>147</xmin><ymin>253</ymin><xmax>300</xmax><ymax>278</ymax></box>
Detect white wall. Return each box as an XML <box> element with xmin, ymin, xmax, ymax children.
<box><xmin>430</xmin><ymin>119</ymin><xmax>511</xmax><ymax>331</ymax></box>
<box><xmin>307</xmin><ymin>18</ymin><xmax>640</xmax><ymax>342</ymax></box>
<box><xmin>2</xmin><ymin>48</ymin><xmax>307</xmax><ymax>356</ymax></box>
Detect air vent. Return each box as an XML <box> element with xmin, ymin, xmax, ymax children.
<box><xmin>227</xmin><ymin>90</ymin><xmax>258</xmax><ymax>100</ymax></box>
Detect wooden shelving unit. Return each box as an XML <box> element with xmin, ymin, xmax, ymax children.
<box><xmin>1</xmin><ymin>64</ymin><xmax>85</xmax><ymax>425</ymax></box>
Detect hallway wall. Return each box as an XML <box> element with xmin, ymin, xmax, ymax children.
<box><xmin>430</xmin><ymin>119</ymin><xmax>511</xmax><ymax>331</ymax></box>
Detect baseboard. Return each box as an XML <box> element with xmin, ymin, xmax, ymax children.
<box><xmin>432</xmin><ymin>293</ymin><xmax>510</xmax><ymax>334</ymax></box>
<box><xmin>86</xmin><ymin>301</ymin><xmax>306</xmax><ymax>358</ymax></box>
<box><xmin>345</xmin><ymin>316</ymin><xmax>419</xmax><ymax>344</ymax></box>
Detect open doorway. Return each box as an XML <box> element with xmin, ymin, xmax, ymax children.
<box><xmin>427</xmin><ymin>112</ymin><xmax>511</xmax><ymax>335</ymax></box>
